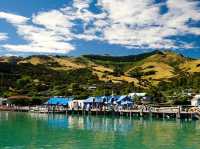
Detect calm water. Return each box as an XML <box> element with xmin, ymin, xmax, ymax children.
<box><xmin>0</xmin><ymin>112</ymin><xmax>200</xmax><ymax>149</ymax></box>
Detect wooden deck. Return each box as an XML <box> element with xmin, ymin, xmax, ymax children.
<box><xmin>1</xmin><ymin>106</ymin><xmax>200</xmax><ymax>120</ymax></box>
<box><xmin>66</xmin><ymin>109</ymin><xmax>200</xmax><ymax>120</ymax></box>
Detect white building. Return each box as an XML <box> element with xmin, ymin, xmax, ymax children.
<box><xmin>0</xmin><ymin>98</ymin><xmax>7</xmax><ymax>105</ymax></box>
<box><xmin>69</xmin><ymin>100</ymin><xmax>84</xmax><ymax>109</ymax></box>
<box><xmin>191</xmin><ymin>95</ymin><xmax>200</xmax><ymax>106</ymax></box>
<box><xmin>128</xmin><ymin>93</ymin><xmax>146</xmax><ymax>98</ymax></box>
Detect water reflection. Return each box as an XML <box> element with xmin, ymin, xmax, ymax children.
<box><xmin>1</xmin><ymin>112</ymin><xmax>200</xmax><ymax>149</ymax></box>
<box><xmin>69</xmin><ymin>116</ymin><xmax>133</xmax><ymax>133</ymax></box>
<box><xmin>27</xmin><ymin>112</ymin><xmax>200</xmax><ymax>133</ymax></box>
<box><xmin>28</xmin><ymin>113</ymin><xmax>134</xmax><ymax>133</ymax></box>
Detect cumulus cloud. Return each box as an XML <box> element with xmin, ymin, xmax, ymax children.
<box><xmin>0</xmin><ymin>12</ymin><xmax>75</xmax><ymax>54</ymax></box>
<box><xmin>32</xmin><ymin>10</ymin><xmax>73</xmax><ymax>33</ymax></box>
<box><xmin>0</xmin><ymin>0</ymin><xmax>200</xmax><ymax>54</ymax></box>
<box><xmin>97</xmin><ymin>0</ymin><xmax>200</xmax><ymax>49</ymax></box>
<box><xmin>3</xmin><ymin>42</ymin><xmax>74</xmax><ymax>53</ymax></box>
<box><xmin>0</xmin><ymin>12</ymin><xmax>28</xmax><ymax>24</ymax></box>
<box><xmin>71</xmin><ymin>0</ymin><xmax>200</xmax><ymax>49</ymax></box>
<box><xmin>73</xmin><ymin>0</ymin><xmax>91</xmax><ymax>10</ymax></box>
<box><xmin>0</xmin><ymin>33</ymin><xmax>8</xmax><ymax>41</ymax></box>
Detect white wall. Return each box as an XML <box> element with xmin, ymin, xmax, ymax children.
<box><xmin>191</xmin><ymin>95</ymin><xmax>200</xmax><ymax>106</ymax></box>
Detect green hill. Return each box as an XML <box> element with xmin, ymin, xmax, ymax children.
<box><xmin>0</xmin><ymin>50</ymin><xmax>200</xmax><ymax>102</ymax></box>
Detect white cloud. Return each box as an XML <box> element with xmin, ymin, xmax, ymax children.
<box><xmin>73</xmin><ymin>0</ymin><xmax>91</xmax><ymax>10</ymax></box>
<box><xmin>32</xmin><ymin>10</ymin><xmax>73</xmax><ymax>30</ymax></box>
<box><xmin>3</xmin><ymin>24</ymin><xmax>75</xmax><ymax>53</ymax></box>
<box><xmin>0</xmin><ymin>12</ymin><xmax>75</xmax><ymax>54</ymax></box>
<box><xmin>3</xmin><ymin>42</ymin><xmax>74</xmax><ymax>54</ymax></box>
<box><xmin>0</xmin><ymin>0</ymin><xmax>200</xmax><ymax>54</ymax></box>
<box><xmin>0</xmin><ymin>33</ymin><xmax>8</xmax><ymax>41</ymax></box>
<box><xmin>99</xmin><ymin>0</ymin><xmax>160</xmax><ymax>25</ymax></box>
<box><xmin>4</xmin><ymin>23</ymin><xmax>75</xmax><ymax>53</ymax></box>
<box><xmin>96</xmin><ymin>0</ymin><xmax>200</xmax><ymax>49</ymax></box>
<box><xmin>0</xmin><ymin>12</ymin><xmax>28</xmax><ymax>24</ymax></box>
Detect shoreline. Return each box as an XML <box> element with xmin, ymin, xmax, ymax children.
<box><xmin>1</xmin><ymin>106</ymin><xmax>199</xmax><ymax>120</ymax></box>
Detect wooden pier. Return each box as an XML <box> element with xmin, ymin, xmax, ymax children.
<box><xmin>1</xmin><ymin>105</ymin><xmax>200</xmax><ymax>120</ymax></box>
<box><xmin>0</xmin><ymin>106</ymin><xmax>29</xmax><ymax>112</ymax></box>
<box><xmin>66</xmin><ymin>109</ymin><xmax>200</xmax><ymax>120</ymax></box>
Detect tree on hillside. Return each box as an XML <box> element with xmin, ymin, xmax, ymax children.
<box><xmin>16</xmin><ymin>75</ymin><xmax>31</xmax><ymax>89</ymax></box>
<box><xmin>147</xmin><ymin>86</ymin><xmax>165</xmax><ymax>104</ymax></box>
<box><xmin>113</xmin><ymin>65</ymin><xmax>124</xmax><ymax>77</ymax></box>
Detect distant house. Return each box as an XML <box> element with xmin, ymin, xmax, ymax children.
<box><xmin>7</xmin><ymin>96</ymin><xmax>32</xmax><ymax>106</ymax></box>
<box><xmin>128</xmin><ymin>92</ymin><xmax>146</xmax><ymax>98</ymax></box>
<box><xmin>141</xmin><ymin>96</ymin><xmax>151</xmax><ymax>104</ymax></box>
<box><xmin>191</xmin><ymin>95</ymin><xmax>200</xmax><ymax>106</ymax></box>
<box><xmin>128</xmin><ymin>92</ymin><xmax>148</xmax><ymax>104</ymax></box>
<box><xmin>88</xmin><ymin>86</ymin><xmax>97</xmax><ymax>91</ymax></box>
<box><xmin>0</xmin><ymin>98</ymin><xmax>7</xmax><ymax>105</ymax></box>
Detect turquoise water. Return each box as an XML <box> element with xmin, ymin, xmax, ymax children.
<box><xmin>0</xmin><ymin>112</ymin><xmax>200</xmax><ymax>149</ymax></box>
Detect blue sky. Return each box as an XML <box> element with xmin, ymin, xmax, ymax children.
<box><xmin>0</xmin><ymin>0</ymin><xmax>200</xmax><ymax>58</ymax></box>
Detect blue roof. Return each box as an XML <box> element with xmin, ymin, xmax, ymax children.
<box><xmin>107</xmin><ymin>96</ymin><xmax>121</xmax><ymax>103</ymax></box>
<box><xmin>84</xmin><ymin>96</ymin><xmax>109</xmax><ymax>103</ymax></box>
<box><xmin>95</xmin><ymin>96</ymin><xmax>105</xmax><ymax>103</ymax></box>
<box><xmin>47</xmin><ymin>97</ymin><xmax>73</xmax><ymax>106</ymax></box>
<box><xmin>116</xmin><ymin>96</ymin><xmax>132</xmax><ymax>103</ymax></box>
<box><xmin>83</xmin><ymin>95</ymin><xmax>133</xmax><ymax>104</ymax></box>
<box><xmin>121</xmin><ymin>101</ymin><xmax>133</xmax><ymax>105</ymax></box>
<box><xmin>84</xmin><ymin>97</ymin><xmax>95</xmax><ymax>103</ymax></box>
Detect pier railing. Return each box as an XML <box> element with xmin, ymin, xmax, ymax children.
<box><xmin>153</xmin><ymin>107</ymin><xmax>179</xmax><ymax>113</ymax></box>
<box><xmin>0</xmin><ymin>105</ymin><xmax>30</xmax><ymax>112</ymax></box>
<box><xmin>1</xmin><ymin>105</ymin><xmax>200</xmax><ymax>120</ymax></box>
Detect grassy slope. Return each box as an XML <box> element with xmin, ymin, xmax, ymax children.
<box><xmin>3</xmin><ymin>50</ymin><xmax>200</xmax><ymax>88</ymax></box>
<box><xmin>124</xmin><ymin>51</ymin><xmax>185</xmax><ymax>85</ymax></box>
<box><xmin>179</xmin><ymin>60</ymin><xmax>200</xmax><ymax>73</ymax></box>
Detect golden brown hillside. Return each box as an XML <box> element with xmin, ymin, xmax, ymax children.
<box><xmin>18</xmin><ymin>56</ymin><xmax>86</xmax><ymax>70</ymax></box>
<box><xmin>124</xmin><ymin>51</ymin><xmax>185</xmax><ymax>85</ymax></box>
<box><xmin>19</xmin><ymin>57</ymin><xmax>53</xmax><ymax>65</ymax></box>
<box><xmin>4</xmin><ymin>50</ymin><xmax>199</xmax><ymax>87</ymax></box>
<box><xmin>143</xmin><ymin>50</ymin><xmax>187</xmax><ymax>65</ymax></box>
<box><xmin>180</xmin><ymin>60</ymin><xmax>200</xmax><ymax>73</ymax></box>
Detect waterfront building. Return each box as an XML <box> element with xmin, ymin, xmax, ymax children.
<box><xmin>141</xmin><ymin>96</ymin><xmax>152</xmax><ymax>104</ymax></box>
<box><xmin>191</xmin><ymin>95</ymin><xmax>200</xmax><ymax>106</ymax></box>
<box><xmin>83</xmin><ymin>95</ymin><xmax>133</xmax><ymax>109</ymax></box>
<box><xmin>47</xmin><ymin>97</ymin><xmax>74</xmax><ymax>107</ymax></box>
<box><xmin>7</xmin><ymin>96</ymin><xmax>32</xmax><ymax>106</ymax></box>
<box><xmin>116</xmin><ymin>95</ymin><xmax>133</xmax><ymax>105</ymax></box>
<box><xmin>83</xmin><ymin>96</ymin><xmax>105</xmax><ymax>109</ymax></box>
<box><xmin>0</xmin><ymin>98</ymin><xmax>7</xmax><ymax>105</ymax></box>
<box><xmin>69</xmin><ymin>100</ymin><xmax>84</xmax><ymax>109</ymax></box>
